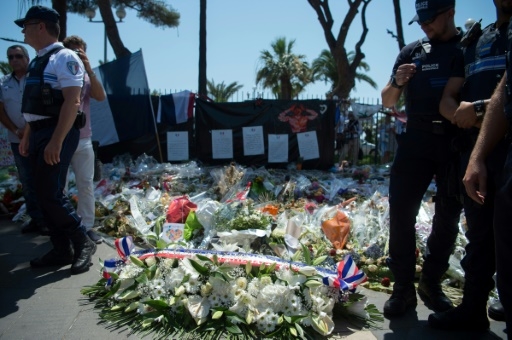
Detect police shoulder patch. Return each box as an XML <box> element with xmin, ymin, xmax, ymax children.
<box><xmin>67</xmin><ymin>61</ymin><xmax>80</xmax><ymax>75</ymax></box>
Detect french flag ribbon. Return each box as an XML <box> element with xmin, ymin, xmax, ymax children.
<box><xmin>102</xmin><ymin>258</ymin><xmax>122</xmax><ymax>287</ymax></box>
<box><xmin>322</xmin><ymin>255</ymin><xmax>367</xmax><ymax>292</ymax></box>
<box><xmin>114</xmin><ymin>236</ymin><xmax>135</xmax><ymax>261</ymax></box>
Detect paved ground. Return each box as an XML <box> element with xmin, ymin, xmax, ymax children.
<box><xmin>0</xmin><ymin>216</ymin><xmax>507</xmax><ymax>340</ymax></box>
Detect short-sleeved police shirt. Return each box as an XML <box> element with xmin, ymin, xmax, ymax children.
<box><xmin>391</xmin><ymin>33</ymin><xmax>463</xmax><ymax>120</ymax></box>
<box><xmin>23</xmin><ymin>42</ymin><xmax>84</xmax><ymax>122</ymax></box>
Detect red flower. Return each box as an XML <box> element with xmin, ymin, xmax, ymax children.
<box><xmin>329</xmin><ymin>249</ymin><xmax>337</xmax><ymax>257</ymax></box>
<box><xmin>381</xmin><ymin>277</ymin><xmax>391</xmax><ymax>287</ymax></box>
<box><xmin>415</xmin><ymin>248</ymin><xmax>420</xmax><ymax>258</ymax></box>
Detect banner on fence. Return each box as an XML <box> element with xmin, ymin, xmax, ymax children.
<box><xmin>194</xmin><ymin>99</ymin><xmax>335</xmax><ymax>170</ymax></box>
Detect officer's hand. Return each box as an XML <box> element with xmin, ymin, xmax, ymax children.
<box><xmin>454</xmin><ymin>101</ymin><xmax>478</xmax><ymax>129</ymax></box>
<box><xmin>44</xmin><ymin>139</ymin><xmax>61</xmax><ymax>165</ymax></box>
<box><xmin>19</xmin><ymin>136</ymin><xmax>29</xmax><ymax>157</ymax></box>
<box><xmin>463</xmin><ymin>157</ymin><xmax>487</xmax><ymax>205</ymax></box>
<box><xmin>394</xmin><ymin>63</ymin><xmax>416</xmax><ymax>86</ymax></box>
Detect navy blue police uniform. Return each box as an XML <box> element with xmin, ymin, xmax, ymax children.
<box><xmin>496</xmin><ymin>17</ymin><xmax>512</xmax><ymax>336</ymax></box>
<box><xmin>455</xmin><ymin>21</ymin><xmax>508</xmax><ymax>316</ymax></box>
<box><xmin>387</xmin><ymin>33</ymin><xmax>463</xmax><ymax>288</ymax></box>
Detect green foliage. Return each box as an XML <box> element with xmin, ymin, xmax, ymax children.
<box><xmin>206</xmin><ymin>79</ymin><xmax>243</xmax><ymax>102</ymax></box>
<box><xmin>256</xmin><ymin>37</ymin><xmax>312</xmax><ymax>100</ymax></box>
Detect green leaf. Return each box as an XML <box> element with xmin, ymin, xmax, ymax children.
<box><xmin>130</xmin><ymin>255</ymin><xmax>146</xmax><ymax>268</ymax></box>
<box><xmin>188</xmin><ymin>259</ymin><xmax>209</xmax><ymax>276</ymax></box>
<box><xmin>290</xmin><ymin>326</ymin><xmax>297</xmax><ymax>337</ymax></box>
<box><xmin>156</xmin><ymin>239</ymin><xmax>168</xmax><ymax>249</ymax></box>
<box><xmin>118</xmin><ymin>289</ymin><xmax>140</xmax><ymax>300</ymax></box>
<box><xmin>245</xmin><ymin>261</ymin><xmax>252</xmax><ymax>276</ymax></box>
<box><xmin>304</xmin><ymin>279</ymin><xmax>323</xmax><ymax>288</ymax></box>
<box><xmin>211</xmin><ymin>310</ymin><xmax>223</xmax><ymax>319</ymax></box>
<box><xmin>295</xmin><ymin>323</ymin><xmax>305</xmax><ymax>337</ymax></box>
<box><xmin>124</xmin><ymin>301</ymin><xmax>139</xmax><ymax>312</ymax></box>
<box><xmin>225</xmin><ymin>324</ymin><xmax>242</xmax><ymax>334</ymax></box>
<box><xmin>301</xmin><ymin>244</ymin><xmax>311</xmax><ymax>265</ymax></box>
<box><xmin>312</xmin><ymin>255</ymin><xmax>328</xmax><ymax>266</ymax></box>
<box><xmin>144</xmin><ymin>299</ymin><xmax>169</xmax><ymax>310</ymax></box>
<box><xmin>135</xmin><ymin>273</ymin><xmax>148</xmax><ymax>284</ymax></box>
<box><xmin>196</xmin><ymin>254</ymin><xmax>213</xmax><ymax>263</ymax></box>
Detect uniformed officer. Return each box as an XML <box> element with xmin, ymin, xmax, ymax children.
<box><xmin>430</xmin><ymin>0</ymin><xmax>511</xmax><ymax>330</ymax></box>
<box><xmin>380</xmin><ymin>0</ymin><xmax>463</xmax><ymax>316</ymax></box>
<box><xmin>15</xmin><ymin>5</ymin><xmax>96</xmax><ymax>275</ymax></box>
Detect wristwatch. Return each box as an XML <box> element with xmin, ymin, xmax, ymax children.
<box><xmin>390</xmin><ymin>75</ymin><xmax>404</xmax><ymax>89</ymax></box>
<box><xmin>473</xmin><ymin>100</ymin><xmax>486</xmax><ymax>120</ymax></box>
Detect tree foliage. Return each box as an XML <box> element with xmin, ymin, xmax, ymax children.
<box><xmin>0</xmin><ymin>62</ymin><xmax>12</xmax><ymax>76</ymax></box>
<box><xmin>312</xmin><ymin>49</ymin><xmax>377</xmax><ymax>95</ymax></box>
<box><xmin>21</xmin><ymin>0</ymin><xmax>180</xmax><ymax>60</ymax></box>
<box><xmin>307</xmin><ymin>0</ymin><xmax>372</xmax><ymax>99</ymax></box>
<box><xmin>207</xmin><ymin>79</ymin><xmax>243</xmax><ymax>102</ymax></box>
<box><xmin>255</xmin><ymin>37</ymin><xmax>312</xmax><ymax>100</ymax></box>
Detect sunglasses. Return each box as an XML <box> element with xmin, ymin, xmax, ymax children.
<box><xmin>23</xmin><ymin>21</ymin><xmax>40</xmax><ymax>28</ymax></box>
<box><xmin>419</xmin><ymin>9</ymin><xmax>450</xmax><ymax>26</ymax></box>
<box><xmin>7</xmin><ymin>54</ymin><xmax>25</xmax><ymax>60</ymax></box>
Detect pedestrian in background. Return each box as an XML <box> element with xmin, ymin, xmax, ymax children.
<box><xmin>0</xmin><ymin>45</ymin><xmax>49</xmax><ymax>235</ymax></box>
<box><xmin>62</xmin><ymin>35</ymin><xmax>106</xmax><ymax>244</ymax></box>
<box><xmin>380</xmin><ymin>0</ymin><xmax>463</xmax><ymax>317</ymax></box>
<box><xmin>341</xmin><ymin>111</ymin><xmax>361</xmax><ymax>166</ymax></box>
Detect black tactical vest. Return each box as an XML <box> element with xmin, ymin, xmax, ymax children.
<box><xmin>21</xmin><ymin>47</ymin><xmax>64</xmax><ymax>117</ymax></box>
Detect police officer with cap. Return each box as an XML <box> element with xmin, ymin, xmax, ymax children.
<box><xmin>15</xmin><ymin>5</ymin><xmax>96</xmax><ymax>275</ymax></box>
<box><xmin>381</xmin><ymin>0</ymin><xmax>463</xmax><ymax>316</ymax></box>
<box><xmin>431</xmin><ymin>0</ymin><xmax>512</xmax><ymax>331</ymax></box>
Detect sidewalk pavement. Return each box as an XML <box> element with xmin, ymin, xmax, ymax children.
<box><xmin>0</xmin><ymin>216</ymin><xmax>507</xmax><ymax>340</ymax></box>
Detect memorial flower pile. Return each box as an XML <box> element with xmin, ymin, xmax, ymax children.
<box><xmin>82</xmin><ymin>243</ymin><xmax>380</xmax><ymax>339</ymax></box>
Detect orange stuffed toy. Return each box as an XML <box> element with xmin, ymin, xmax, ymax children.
<box><xmin>321</xmin><ymin>209</ymin><xmax>351</xmax><ymax>249</ymax></box>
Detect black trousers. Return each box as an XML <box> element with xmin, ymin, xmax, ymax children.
<box><xmin>459</xmin><ymin>138</ymin><xmax>507</xmax><ymax>306</ymax></box>
<box><xmin>494</xmin><ymin>140</ymin><xmax>512</xmax><ymax>335</ymax></box>
<box><xmin>387</xmin><ymin>128</ymin><xmax>462</xmax><ymax>284</ymax></box>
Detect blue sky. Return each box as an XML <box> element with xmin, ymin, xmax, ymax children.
<box><xmin>1</xmin><ymin>1</ymin><xmax>494</xmax><ymax>103</ymax></box>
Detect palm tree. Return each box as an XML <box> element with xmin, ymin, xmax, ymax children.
<box><xmin>312</xmin><ymin>50</ymin><xmax>377</xmax><ymax>97</ymax></box>
<box><xmin>256</xmin><ymin>37</ymin><xmax>312</xmax><ymax>100</ymax></box>
<box><xmin>0</xmin><ymin>62</ymin><xmax>12</xmax><ymax>76</ymax></box>
<box><xmin>207</xmin><ymin>79</ymin><xmax>243</xmax><ymax>102</ymax></box>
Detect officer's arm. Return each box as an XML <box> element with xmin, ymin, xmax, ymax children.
<box><xmin>52</xmin><ymin>86</ymin><xmax>82</xmax><ymax>143</ymax></box>
<box><xmin>381</xmin><ymin>81</ymin><xmax>402</xmax><ymax>108</ymax></box>
<box><xmin>439</xmin><ymin>76</ymin><xmax>464</xmax><ymax>123</ymax></box>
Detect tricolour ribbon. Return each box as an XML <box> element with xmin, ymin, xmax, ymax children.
<box><xmin>114</xmin><ymin>235</ymin><xmax>135</xmax><ymax>261</ymax></box>
<box><xmin>323</xmin><ymin>255</ymin><xmax>367</xmax><ymax>292</ymax></box>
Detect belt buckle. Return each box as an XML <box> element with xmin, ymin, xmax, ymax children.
<box><xmin>432</xmin><ymin>120</ymin><xmax>444</xmax><ymax>135</ymax></box>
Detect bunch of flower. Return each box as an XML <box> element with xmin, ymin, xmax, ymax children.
<box><xmin>213</xmin><ymin>200</ymin><xmax>272</xmax><ymax>232</ymax></box>
<box><xmin>81</xmin><ymin>251</ymin><xmax>378</xmax><ymax>339</ymax></box>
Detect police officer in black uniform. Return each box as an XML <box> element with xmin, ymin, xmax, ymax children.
<box><xmin>463</xmin><ymin>13</ymin><xmax>512</xmax><ymax>340</ymax></box>
<box><xmin>15</xmin><ymin>6</ymin><xmax>96</xmax><ymax>275</ymax></box>
<box><xmin>381</xmin><ymin>0</ymin><xmax>463</xmax><ymax>316</ymax></box>
<box><xmin>429</xmin><ymin>0</ymin><xmax>511</xmax><ymax>330</ymax></box>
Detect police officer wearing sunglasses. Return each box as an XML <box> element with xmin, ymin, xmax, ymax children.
<box><xmin>381</xmin><ymin>0</ymin><xmax>463</xmax><ymax>317</ymax></box>
<box><xmin>14</xmin><ymin>5</ymin><xmax>96</xmax><ymax>275</ymax></box>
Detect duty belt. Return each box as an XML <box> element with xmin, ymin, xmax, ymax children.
<box><xmin>407</xmin><ymin>119</ymin><xmax>454</xmax><ymax>135</ymax></box>
<box><xmin>28</xmin><ymin>117</ymin><xmax>59</xmax><ymax>132</ymax></box>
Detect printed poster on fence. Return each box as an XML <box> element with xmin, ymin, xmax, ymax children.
<box><xmin>297</xmin><ymin>131</ymin><xmax>320</xmax><ymax>160</ymax></box>
<box><xmin>212</xmin><ymin>129</ymin><xmax>233</xmax><ymax>159</ymax></box>
<box><xmin>242</xmin><ymin>126</ymin><xmax>264</xmax><ymax>156</ymax></box>
<box><xmin>267</xmin><ymin>134</ymin><xmax>288</xmax><ymax>163</ymax></box>
<box><xmin>167</xmin><ymin>131</ymin><xmax>189</xmax><ymax>161</ymax></box>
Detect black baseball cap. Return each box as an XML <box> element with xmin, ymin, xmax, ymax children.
<box><xmin>408</xmin><ymin>0</ymin><xmax>455</xmax><ymax>25</ymax></box>
<box><xmin>14</xmin><ymin>5</ymin><xmax>60</xmax><ymax>28</ymax></box>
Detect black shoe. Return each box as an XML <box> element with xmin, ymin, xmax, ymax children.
<box><xmin>384</xmin><ymin>283</ymin><xmax>417</xmax><ymax>316</ymax></box>
<box><xmin>428</xmin><ymin>304</ymin><xmax>489</xmax><ymax>331</ymax></box>
<box><xmin>30</xmin><ymin>248</ymin><xmax>74</xmax><ymax>268</ymax></box>
<box><xmin>418</xmin><ymin>277</ymin><xmax>454</xmax><ymax>312</ymax></box>
<box><xmin>71</xmin><ymin>237</ymin><xmax>97</xmax><ymax>275</ymax></box>
<box><xmin>86</xmin><ymin>229</ymin><xmax>103</xmax><ymax>244</ymax></box>
<box><xmin>488</xmin><ymin>301</ymin><xmax>506</xmax><ymax>321</ymax></box>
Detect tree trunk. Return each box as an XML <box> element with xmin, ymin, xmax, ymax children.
<box><xmin>97</xmin><ymin>0</ymin><xmax>130</xmax><ymax>61</ymax></box>
<box><xmin>198</xmin><ymin>0</ymin><xmax>207</xmax><ymax>96</ymax></box>
<box><xmin>52</xmin><ymin>0</ymin><xmax>67</xmax><ymax>40</ymax></box>
<box><xmin>392</xmin><ymin>0</ymin><xmax>406</xmax><ymax>50</ymax></box>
